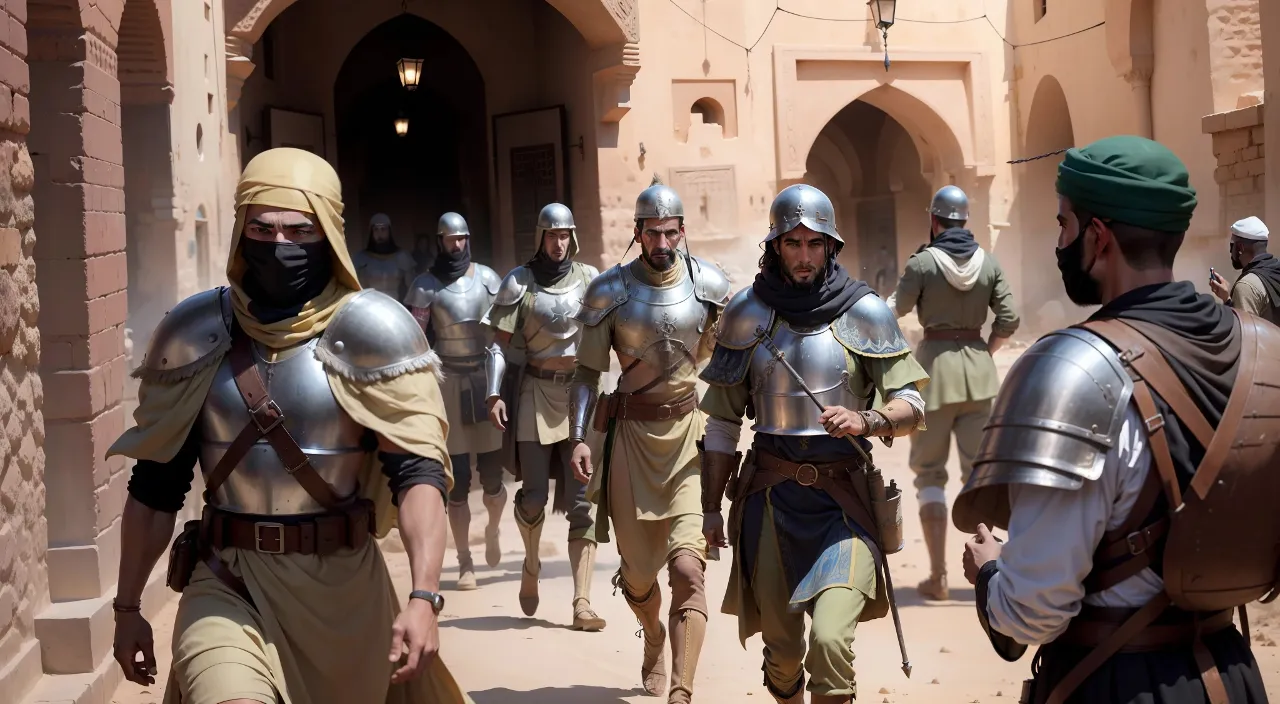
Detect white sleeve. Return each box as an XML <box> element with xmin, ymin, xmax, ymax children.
<box><xmin>984</xmin><ymin>403</ymin><xmax>1152</xmax><ymax>645</ymax></box>
<box><xmin>703</xmin><ymin>416</ymin><xmax>742</xmax><ymax>455</ymax></box>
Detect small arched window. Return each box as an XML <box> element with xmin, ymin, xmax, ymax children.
<box><xmin>691</xmin><ymin>98</ymin><xmax>725</xmax><ymax>129</ymax></box>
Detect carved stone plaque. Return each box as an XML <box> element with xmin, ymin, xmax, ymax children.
<box><xmin>668</xmin><ymin>166</ymin><xmax>737</xmax><ymax>236</ymax></box>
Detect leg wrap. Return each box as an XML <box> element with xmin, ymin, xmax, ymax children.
<box><xmin>514</xmin><ymin>504</ymin><xmax>544</xmax><ymax>616</ymax></box>
<box><xmin>619</xmin><ymin>572</ymin><xmax>667</xmax><ymax>696</ymax></box>
<box><xmin>481</xmin><ymin>483</ymin><xmax>507</xmax><ymax>568</ymax></box>
<box><xmin>667</xmin><ymin>554</ymin><xmax>708</xmax><ymax>703</ymax></box>
<box><xmin>447</xmin><ymin>501</ymin><xmax>476</xmax><ymax>591</ymax></box>
<box><xmin>447</xmin><ymin>453</ymin><xmax>472</xmax><ymax>504</ymax></box>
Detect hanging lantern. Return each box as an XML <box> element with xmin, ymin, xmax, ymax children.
<box><xmin>397</xmin><ymin>57</ymin><xmax>423</xmax><ymax>90</ymax></box>
<box><xmin>394</xmin><ymin>115</ymin><xmax>409</xmax><ymax>136</ymax></box>
<box><xmin>869</xmin><ymin>0</ymin><xmax>897</xmax><ymax>72</ymax></box>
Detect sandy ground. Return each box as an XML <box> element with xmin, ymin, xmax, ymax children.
<box><xmin>110</xmin><ymin>348</ymin><xmax>1280</xmax><ymax>703</ymax></box>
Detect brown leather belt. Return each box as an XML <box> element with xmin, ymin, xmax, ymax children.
<box><xmin>742</xmin><ymin>449</ymin><xmax>879</xmax><ymax>545</ymax></box>
<box><xmin>601</xmin><ymin>390</ymin><xmax>699</xmax><ymax>422</ymax></box>
<box><xmin>205</xmin><ymin>500</ymin><xmax>374</xmax><ymax>556</ymax></box>
<box><xmin>441</xmin><ymin>354</ymin><xmax>486</xmax><ymax>373</ymax></box>
<box><xmin>526</xmin><ymin>364</ymin><xmax>575</xmax><ymax>384</ymax></box>
<box><xmin>923</xmin><ymin>328</ymin><xmax>982</xmax><ymax>342</ymax></box>
<box><xmin>1058</xmin><ymin>605</ymin><xmax>1234</xmax><ymax>653</ymax></box>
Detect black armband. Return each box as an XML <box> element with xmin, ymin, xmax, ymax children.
<box><xmin>379</xmin><ymin>452</ymin><xmax>448</xmax><ymax>505</ymax></box>
<box><xmin>975</xmin><ymin>560</ymin><xmax>1028</xmax><ymax>662</ymax></box>
<box><xmin>126</xmin><ymin>426</ymin><xmax>200</xmax><ymax>513</ymax></box>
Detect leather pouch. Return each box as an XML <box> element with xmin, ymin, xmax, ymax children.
<box><xmin>166</xmin><ymin>519</ymin><xmax>202</xmax><ymax>593</ymax></box>
<box><xmin>868</xmin><ymin>471</ymin><xmax>904</xmax><ymax>555</ymax></box>
<box><xmin>590</xmin><ymin>393</ymin><xmax>611</xmax><ymax>434</ymax></box>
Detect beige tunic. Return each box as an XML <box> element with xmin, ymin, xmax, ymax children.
<box><xmin>1230</xmin><ymin>271</ymin><xmax>1278</xmax><ymax>325</ymax></box>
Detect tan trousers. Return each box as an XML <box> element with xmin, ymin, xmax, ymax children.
<box><xmin>909</xmin><ymin>399</ymin><xmax>991</xmax><ymax>495</ymax></box>
<box><xmin>752</xmin><ymin>509</ymin><xmax>866</xmax><ymax>698</ymax></box>
<box><xmin>609</xmin><ymin>443</ymin><xmax>706</xmax><ymax>592</ymax></box>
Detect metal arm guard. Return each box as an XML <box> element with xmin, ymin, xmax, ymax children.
<box><xmin>569</xmin><ymin>380</ymin><xmax>598</xmax><ymax>444</ymax></box>
<box><xmin>698</xmin><ymin>440</ymin><xmax>741</xmax><ymax>513</ymax></box>
<box><xmin>484</xmin><ymin>343</ymin><xmax>506</xmax><ymax>400</ymax></box>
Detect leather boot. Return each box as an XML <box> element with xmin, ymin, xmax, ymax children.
<box><xmin>916</xmin><ymin>501</ymin><xmax>949</xmax><ymax>601</ymax></box>
<box><xmin>447</xmin><ymin>501</ymin><xmax>477</xmax><ymax>591</ymax></box>
<box><xmin>514</xmin><ymin>504</ymin><xmax>544</xmax><ymax>616</ymax></box>
<box><xmin>667</xmin><ymin>609</ymin><xmax>707</xmax><ymax>704</ymax></box>
<box><xmin>482</xmin><ymin>485</ymin><xmax>507</xmax><ymax>568</ymax></box>
<box><xmin>810</xmin><ymin>696</ymin><xmax>852</xmax><ymax>704</ymax></box>
<box><xmin>568</xmin><ymin>539</ymin><xmax>606</xmax><ymax>631</ymax></box>
<box><xmin>619</xmin><ymin>575</ymin><xmax>667</xmax><ymax>696</ymax></box>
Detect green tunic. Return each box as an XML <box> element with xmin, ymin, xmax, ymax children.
<box><xmin>889</xmin><ymin>249</ymin><xmax>1019</xmax><ymax>411</ymax></box>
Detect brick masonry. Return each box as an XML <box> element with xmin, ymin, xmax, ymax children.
<box><xmin>0</xmin><ymin>0</ymin><xmax>49</xmax><ymax>700</ymax></box>
<box><xmin>1203</xmin><ymin>103</ymin><xmax>1267</xmax><ymax>231</ymax></box>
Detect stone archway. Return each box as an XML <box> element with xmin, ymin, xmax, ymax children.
<box><xmin>25</xmin><ymin>0</ymin><xmax>174</xmax><ymax>694</ymax></box>
<box><xmin>1016</xmin><ymin>74</ymin><xmax>1076</xmax><ymax>333</ymax></box>
<box><xmin>802</xmin><ymin>99</ymin><xmax>935</xmax><ymax>296</ymax></box>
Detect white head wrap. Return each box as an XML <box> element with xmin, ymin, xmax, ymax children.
<box><xmin>1230</xmin><ymin>216</ymin><xmax>1269</xmax><ymax>241</ymax></box>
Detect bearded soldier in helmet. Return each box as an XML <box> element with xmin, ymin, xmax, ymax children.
<box><xmin>955</xmin><ymin>136</ymin><xmax>1274</xmax><ymax>703</ymax></box>
<box><xmin>352</xmin><ymin>212</ymin><xmax>417</xmax><ymax>300</ymax></box>
<box><xmin>886</xmin><ymin>185</ymin><xmax>1019</xmax><ymax>601</ymax></box>
<box><xmin>482</xmin><ymin>202</ymin><xmax>607</xmax><ymax>631</ymax></box>
<box><xmin>406</xmin><ymin>212</ymin><xmax>507</xmax><ymax>591</ymax></box>
<box><xmin>568</xmin><ymin>180</ymin><xmax>732</xmax><ymax>703</ymax></box>
<box><xmin>700</xmin><ymin>185</ymin><xmax>929</xmax><ymax>704</ymax></box>
<box><xmin>107</xmin><ymin>148</ymin><xmax>470</xmax><ymax>704</ymax></box>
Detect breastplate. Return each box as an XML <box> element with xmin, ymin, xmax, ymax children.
<box><xmin>749</xmin><ymin>322</ymin><xmax>871</xmax><ymax>436</ymax></box>
<box><xmin>354</xmin><ymin>252</ymin><xmax>406</xmax><ymax>300</ymax></box>
<box><xmin>431</xmin><ymin>274</ymin><xmax>494</xmax><ymax>358</ymax></box>
<box><xmin>198</xmin><ymin>338</ymin><xmax>368</xmax><ymax>515</ymax></box>
<box><xmin>523</xmin><ymin>279</ymin><xmax>585</xmax><ymax>361</ymax></box>
<box><xmin>612</xmin><ymin>268</ymin><xmax>709</xmax><ymax>374</ymax></box>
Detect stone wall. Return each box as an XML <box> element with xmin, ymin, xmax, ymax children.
<box><xmin>1203</xmin><ymin>102</ymin><xmax>1267</xmax><ymax>231</ymax></box>
<box><xmin>1206</xmin><ymin>0</ymin><xmax>1265</xmax><ymax>113</ymax></box>
<box><xmin>0</xmin><ymin>0</ymin><xmax>48</xmax><ymax>701</ymax></box>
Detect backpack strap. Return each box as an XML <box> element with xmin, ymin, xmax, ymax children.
<box><xmin>1190</xmin><ymin>310</ymin><xmax>1257</xmax><ymax>501</ymax></box>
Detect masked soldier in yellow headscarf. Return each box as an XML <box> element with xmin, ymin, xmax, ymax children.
<box><xmin>107</xmin><ymin>148</ymin><xmax>472</xmax><ymax>704</ymax></box>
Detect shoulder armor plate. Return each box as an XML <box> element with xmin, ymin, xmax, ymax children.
<box><xmin>477</xmin><ymin>264</ymin><xmax>501</xmax><ymax>296</ymax></box>
<box><xmin>953</xmin><ymin>328</ymin><xmax>1134</xmax><ymax>532</ymax></box>
<box><xmin>317</xmin><ymin>290</ymin><xmax>440</xmax><ymax>383</ymax></box>
<box><xmin>573</xmin><ymin>264</ymin><xmax>628</xmax><ymax>327</ymax></box>
<box><xmin>404</xmin><ymin>273</ymin><xmax>440</xmax><ymax>308</ymax></box>
<box><xmin>714</xmin><ymin>287</ymin><xmax>774</xmax><ymax>350</ymax></box>
<box><xmin>690</xmin><ymin>256</ymin><xmax>732</xmax><ymax>307</ymax></box>
<box><xmin>136</xmin><ymin>287</ymin><xmax>232</xmax><ymax>380</ymax></box>
<box><xmin>833</xmin><ymin>294</ymin><xmax>911</xmax><ymax>357</ymax></box>
<box><xmin>494</xmin><ymin>267</ymin><xmax>531</xmax><ymax>307</ymax></box>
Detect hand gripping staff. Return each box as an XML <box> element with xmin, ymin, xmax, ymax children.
<box><xmin>755</xmin><ymin>325</ymin><xmax>912</xmax><ymax>678</ymax></box>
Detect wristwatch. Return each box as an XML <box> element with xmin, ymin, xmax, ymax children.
<box><xmin>409</xmin><ymin>589</ymin><xmax>445</xmax><ymax>614</ymax></box>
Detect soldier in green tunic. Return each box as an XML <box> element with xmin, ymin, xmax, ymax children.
<box><xmin>886</xmin><ymin>185</ymin><xmax>1019</xmax><ymax>601</ymax></box>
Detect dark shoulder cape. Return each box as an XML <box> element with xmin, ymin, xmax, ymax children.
<box><xmin>1088</xmin><ymin>281</ymin><xmax>1240</xmax><ymax>484</ymax></box>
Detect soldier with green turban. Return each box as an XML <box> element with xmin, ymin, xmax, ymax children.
<box><xmin>954</xmin><ymin>136</ymin><xmax>1269</xmax><ymax>704</ymax></box>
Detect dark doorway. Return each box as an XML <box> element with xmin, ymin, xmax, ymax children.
<box><xmin>334</xmin><ymin>14</ymin><xmax>490</xmax><ymax>262</ymax></box>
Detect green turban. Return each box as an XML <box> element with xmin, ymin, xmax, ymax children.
<box><xmin>1056</xmin><ymin>135</ymin><xmax>1198</xmax><ymax>232</ymax></box>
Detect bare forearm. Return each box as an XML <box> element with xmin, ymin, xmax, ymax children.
<box><xmin>398</xmin><ymin>484</ymin><xmax>447</xmax><ymax>593</ymax></box>
<box><xmin>116</xmin><ymin>496</ymin><xmax>178</xmax><ymax>605</ymax></box>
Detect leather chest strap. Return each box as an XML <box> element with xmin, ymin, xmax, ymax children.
<box><xmin>205</xmin><ymin>327</ymin><xmax>342</xmax><ymax>510</ymax></box>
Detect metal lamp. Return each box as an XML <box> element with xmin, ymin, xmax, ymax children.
<box><xmin>869</xmin><ymin>0</ymin><xmax>897</xmax><ymax>72</ymax></box>
<box><xmin>394</xmin><ymin>115</ymin><xmax>409</xmax><ymax>136</ymax></box>
<box><xmin>397</xmin><ymin>57</ymin><xmax>423</xmax><ymax>90</ymax></box>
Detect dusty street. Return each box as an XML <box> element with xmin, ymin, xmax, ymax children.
<box><xmin>110</xmin><ymin>349</ymin><xmax>1280</xmax><ymax>703</ymax></box>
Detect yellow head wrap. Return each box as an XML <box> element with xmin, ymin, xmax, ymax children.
<box><xmin>228</xmin><ymin>148</ymin><xmax>361</xmax><ymax>347</ymax></box>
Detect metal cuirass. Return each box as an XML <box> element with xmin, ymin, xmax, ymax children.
<box><xmin>749</xmin><ymin>322</ymin><xmax>871</xmax><ymax>435</ymax></box>
<box><xmin>352</xmin><ymin>251</ymin><xmax>408</xmax><ymax>300</ymax></box>
<box><xmin>523</xmin><ymin>279</ymin><xmax>585</xmax><ymax>361</ymax></box>
<box><xmin>429</xmin><ymin>272</ymin><xmax>496</xmax><ymax>359</ymax></box>
<box><xmin>198</xmin><ymin>338</ymin><xmax>369</xmax><ymax>515</ymax></box>
<box><xmin>612</xmin><ymin>266</ymin><xmax>710</xmax><ymax>374</ymax></box>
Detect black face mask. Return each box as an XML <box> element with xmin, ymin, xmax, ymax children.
<box><xmin>1055</xmin><ymin>226</ymin><xmax>1102</xmax><ymax>306</ymax></box>
<box><xmin>239</xmin><ymin>238</ymin><xmax>334</xmax><ymax>314</ymax></box>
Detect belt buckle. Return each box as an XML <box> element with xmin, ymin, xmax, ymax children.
<box><xmin>795</xmin><ymin>463</ymin><xmax>819</xmax><ymax>486</ymax></box>
<box><xmin>250</xmin><ymin>399</ymin><xmax>285</xmax><ymax>434</ymax></box>
<box><xmin>656</xmin><ymin>404</ymin><xmax>673</xmax><ymax>421</ymax></box>
<box><xmin>555</xmin><ymin>370</ymin><xmax>571</xmax><ymax>385</ymax></box>
<box><xmin>254</xmin><ymin>522</ymin><xmax>285</xmax><ymax>554</ymax></box>
<box><xmin>1126</xmin><ymin>529</ymin><xmax>1149</xmax><ymax>555</ymax></box>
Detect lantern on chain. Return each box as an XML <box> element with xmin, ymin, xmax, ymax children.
<box><xmin>397</xmin><ymin>57</ymin><xmax>423</xmax><ymax>90</ymax></box>
<box><xmin>869</xmin><ymin>0</ymin><xmax>897</xmax><ymax>72</ymax></box>
<box><xmin>394</xmin><ymin>114</ymin><xmax>410</xmax><ymax>137</ymax></box>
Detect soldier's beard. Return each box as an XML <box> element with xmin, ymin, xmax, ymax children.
<box><xmin>642</xmin><ymin>247</ymin><xmax>676</xmax><ymax>271</ymax></box>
